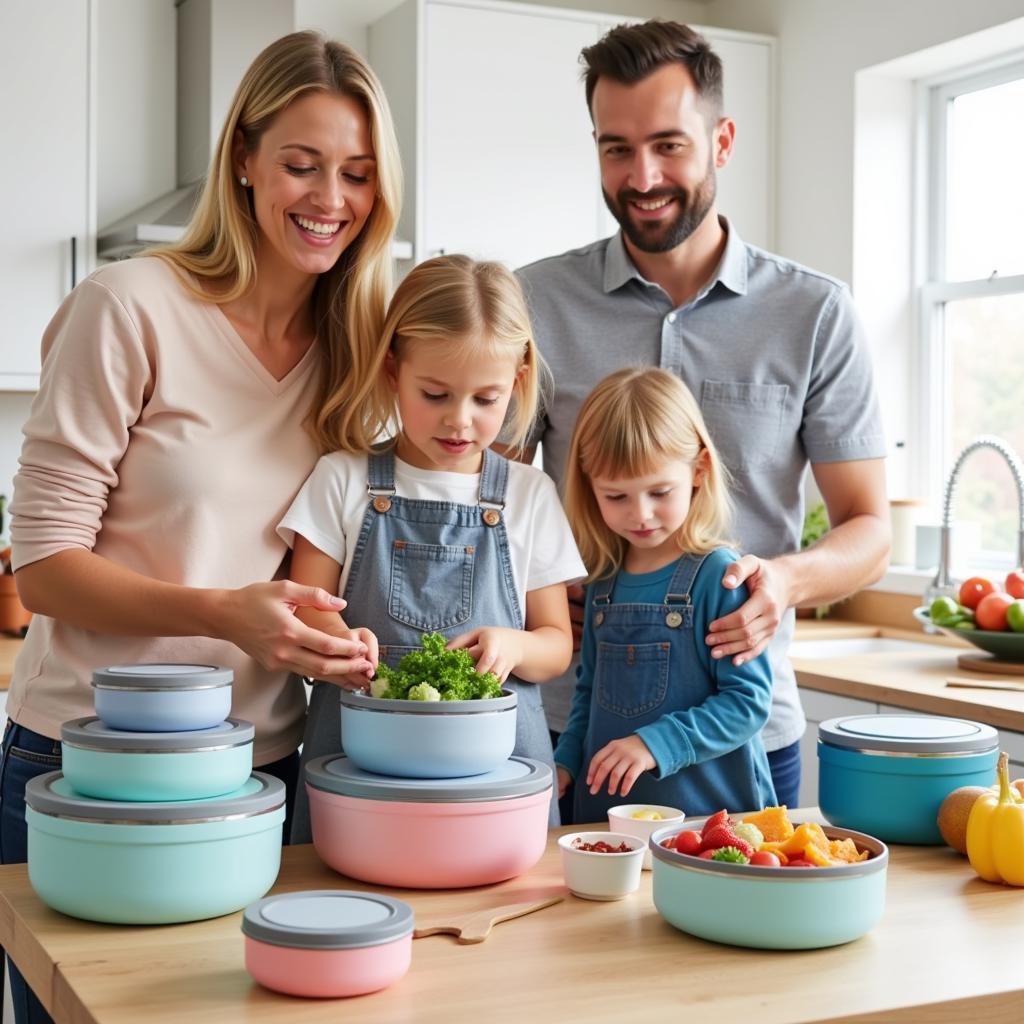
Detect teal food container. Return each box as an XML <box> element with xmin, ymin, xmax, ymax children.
<box><xmin>651</xmin><ymin>822</ymin><xmax>888</xmax><ymax>949</ymax></box>
<box><xmin>26</xmin><ymin>772</ymin><xmax>284</xmax><ymax>924</ymax></box>
<box><xmin>61</xmin><ymin>717</ymin><xmax>254</xmax><ymax>802</ymax></box>
<box><xmin>818</xmin><ymin>715</ymin><xmax>999</xmax><ymax>845</ymax></box>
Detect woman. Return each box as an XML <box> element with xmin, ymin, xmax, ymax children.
<box><xmin>0</xmin><ymin>31</ymin><xmax>401</xmax><ymax>1024</ymax></box>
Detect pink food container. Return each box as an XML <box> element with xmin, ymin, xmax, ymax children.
<box><xmin>306</xmin><ymin>755</ymin><xmax>552</xmax><ymax>889</ymax></box>
<box><xmin>242</xmin><ymin>890</ymin><xmax>413</xmax><ymax>998</ymax></box>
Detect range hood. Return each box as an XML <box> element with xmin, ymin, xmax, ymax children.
<box><xmin>97</xmin><ymin>182</ymin><xmax>201</xmax><ymax>260</ymax></box>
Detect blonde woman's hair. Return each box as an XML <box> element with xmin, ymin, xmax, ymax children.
<box><xmin>150</xmin><ymin>31</ymin><xmax>401</xmax><ymax>448</ymax></box>
<box><xmin>564</xmin><ymin>367</ymin><xmax>734</xmax><ymax>580</ymax></box>
<box><xmin>323</xmin><ymin>254</ymin><xmax>542</xmax><ymax>454</ymax></box>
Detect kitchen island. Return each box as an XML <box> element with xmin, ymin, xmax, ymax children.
<box><xmin>1</xmin><ymin>822</ymin><xmax>1023</xmax><ymax>1023</ymax></box>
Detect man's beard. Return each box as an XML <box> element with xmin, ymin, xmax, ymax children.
<box><xmin>603</xmin><ymin>158</ymin><xmax>717</xmax><ymax>254</ymax></box>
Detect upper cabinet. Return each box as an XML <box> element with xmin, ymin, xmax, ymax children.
<box><xmin>370</xmin><ymin>0</ymin><xmax>775</xmax><ymax>270</ymax></box>
<box><xmin>0</xmin><ymin>1</ymin><xmax>92</xmax><ymax>390</ymax></box>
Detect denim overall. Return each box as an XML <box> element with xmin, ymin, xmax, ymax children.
<box><xmin>291</xmin><ymin>447</ymin><xmax>557</xmax><ymax>842</ymax></box>
<box><xmin>573</xmin><ymin>553</ymin><xmax>775</xmax><ymax>825</ymax></box>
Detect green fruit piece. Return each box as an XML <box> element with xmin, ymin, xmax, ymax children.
<box><xmin>954</xmin><ymin>620</ymin><xmax>977</xmax><ymax>631</ymax></box>
<box><xmin>1007</xmin><ymin>599</ymin><xmax>1024</xmax><ymax>634</ymax></box>
<box><xmin>930</xmin><ymin>596</ymin><xmax>960</xmax><ymax>624</ymax></box>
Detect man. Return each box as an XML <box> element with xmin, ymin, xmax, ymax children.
<box><xmin>515</xmin><ymin>20</ymin><xmax>890</xmax><ymax>809</ymax></box>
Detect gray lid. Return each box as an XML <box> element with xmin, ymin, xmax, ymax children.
<box><xmin>339</xmin><ymin>688</ymin><xmax>516</xmax><ymax>714</ymax></box>
<box><xmin>91</xmin><ymin>663</ymin><xmax>233</xmax><ymax>690</ymax></box>
<box><xmin>61</xmin><ymin>716</ymin><xmax>254</xmax><ymax>752</ymax></box>
<box><xmin>242</xmin><ymin>890</ymin><xmax>413</xmax><ymax>950</ymax></box>
<box><xmin>819</xmin><ymin>714</ymin><xmax>999</xmax><ymax>754</ymax></box>
<box><xmin>306</xmin><ymin>754</ymin><xmax>552</xmax><ymax>803</ymax></box>
<box><xmin>26</xmin><ymin>770</ymin><xmax>283</xmax><ymax>823</ymax></box>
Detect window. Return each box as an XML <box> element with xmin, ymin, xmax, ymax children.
<box><xmin>921</xmin><ymin>60</ymin><xmax>1024</xmax><ymax>566</ymax></box>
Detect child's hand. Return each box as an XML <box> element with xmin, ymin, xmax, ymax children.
<box><xmin>332</xmin><ymin>627</ymin><xmax>379</xmax><ymax>692</ymax></box>
<box><xmin>556</xmin><ymin>766</ymin><xmax>573</xmax><ymax>799</ymax></box>
<box><xmin>586</xmin><ymin>735</ymin><xmax>656</xmax><ymax>798</ymax></box>
<box><xmin>446</xmin><ymin>626</ymin><xmax>523</xmax><ymax>682</ymax></box>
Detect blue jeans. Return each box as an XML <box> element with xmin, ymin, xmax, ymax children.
<box><xmin>1</xmin><ymin>720</ymin><xmax>61</xmax><ymax>1024</ymax></box>
<box><xmin>0</xmin><ymin>720</ymin><xmax>300</xmax><ymax>1024</ymax></box>
<box><xmin>766</xmin><ymin>738</ymin><xmax>802</xmax><ymax>809</ymax></box>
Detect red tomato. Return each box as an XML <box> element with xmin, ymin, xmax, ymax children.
<box><xmin>674</xmin><ymin>831</ymin><xmax>702</xmax><ymax>856</ymax></box>
<box><xmin>698</xmin><ymin>849</ymin><xmax>717</xmax><ymax>859</ymax></box>
<box><xmin>976</xmin><ymin>591</ymin><xmax>1014</xmax><ymax>631</ymax></box>
<box><xmin>783</xmin><ymin>858</ymin><xmax>814</xmax><ymax>867</ymax></box>
<box><xmin>1006</xmin><ymin>569</ymin><xmax>1024</xmax><ymax>600</ymax></box>
<box><xmin>959</xmin><ymin>576</ymin><xmax>996</xmax><ymax>609</ymax></box>
<box><xmin>749</xmin><ymin>851</ymin><xmax>782</xmax><ymax>868</ymax></box>
<box><xmin>660</xmin><ymin>835</ymin><xmax>677</xmax><ymax>850</ymax></box>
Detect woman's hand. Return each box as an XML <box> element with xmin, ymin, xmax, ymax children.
<box><xmin>331</xmin><ymin>626</ymin><xmax>380</xmax><ymax>692</ymax></box>
<box><xmin>214</xmin><ymin>581</ymin><xmax>377</xmax><ymax>682</ymax></box>
<box><xmin>586</xmin><ymin>735</ymin><xmax>656</xmax><ymax>797</ymax></box>
<box><xmin>556</xmin><ymin>765</ymin><xmax>573</xmax><ymax>799</ymax></box>
<box><xmin>446</xmin><ymin>626</ymin><xmax>524</xmax><ymax>682</ymax></box>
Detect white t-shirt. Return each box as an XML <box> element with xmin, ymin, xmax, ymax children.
<box><xmin>278</xmin><ymin>451</ymin><xmax>586</xmax><ymax>618</ymax></box>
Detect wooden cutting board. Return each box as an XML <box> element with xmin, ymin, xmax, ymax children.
<box><xmin>957</xmin><ymin>653</ymin><xmax>1024</xmax><ymax>676</ymax></box>
<box><xmin>413</xmin><ymin>895</ymin><xmax>564</xmax><ymax>944</ymax></box>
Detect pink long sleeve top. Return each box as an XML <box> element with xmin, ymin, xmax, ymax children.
<box><xmin>8</xmin><ymin>256</ymin><xmax>321</xmax><ymax>764</ymax></box>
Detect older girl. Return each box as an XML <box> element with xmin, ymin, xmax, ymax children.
<box><xmin>554</xmin><ymin>368</ymin><xmax>776</xmax><ymax>824</ymax></box>
<box><xmin>280</xmin><ymin>255</ymin><xmax>585</xmax><ymax>838</ymax></box>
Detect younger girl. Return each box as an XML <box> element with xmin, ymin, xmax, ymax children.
<box><xmin>555</xmin><ymin>368</ymin><xmax>777</xmax><ymax>824</ymax></box>
<box><xmin>281</xmin><ymin>255</ymin><xmax>585</xmax><ymax>840</ymax></box>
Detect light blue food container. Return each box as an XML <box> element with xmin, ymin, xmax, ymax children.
<box><xmin>26</xmin><ymin>771</ymin><xmax>284</xmax><ymax>925</ymax></box>
<box><xmin>818</xmin><ymin>714</ymin><xmax>999</xmax><ymax>845</ymax></box>
<box><xmin>651</xmin><ymin>822</ymin><xmax>888</xmax><ymax>949</ymax></box>
<box><xmin>92</xmin><ymin>663</ymin><xmax>233</xmax><ymax>732</ymax></box>
<box><xmin>61</xmin><ymin>717</ymin><xmax>254</xmax><ymax>802</ymax></box>
<box><xmin>338</xmin><ymin>689</ymin><xmax>517</xmax><ymax>778</ymax></box>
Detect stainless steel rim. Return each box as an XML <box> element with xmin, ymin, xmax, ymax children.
<box><xmin>62</xmin><ymin>740</ymin><xmax>250</xmax><ymax>754</ymax></box>
<box><xmin>92</xmin><ymin>682</ymin><xmax>231</xmax><ymax>692</ymax></box>
<box><xmin>32</xmin><ymin>802</ymin><xmax>284</xmax><ymax>827</ymax></box>
<box><xmin>818</xmin><ymin>740</ymin><xmax>994</xmax><ymax>759</ymax></box>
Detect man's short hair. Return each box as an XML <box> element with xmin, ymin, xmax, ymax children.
<box><xmin>581</xmin><ymin>20</ymin><xmax>724</xmax><ymax>121</ymax></box>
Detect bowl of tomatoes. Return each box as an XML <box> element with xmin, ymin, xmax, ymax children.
<box><xmin>915</xmin><ymin>568</ymin><xmax>1024</xmax><ymax>661</ymax></box>
<box><xmin>650</xmin><ymin>808</ymin><xmax>888</xmax><ymax>949</ymax></box>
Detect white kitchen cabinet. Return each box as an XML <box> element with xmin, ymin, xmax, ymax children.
<box><xmin>370</xmin><ymin>0</ymin><xmax>775</xmax><ymax>269</ymax></box>
<box><xmin>0</xmin><ymin>1</ymin><xmax>93</xmax><ymax>391</ymax></box>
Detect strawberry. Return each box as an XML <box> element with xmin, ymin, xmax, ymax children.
<box><xmin>703</xmin><ymin>808</ymin><xmax>731</xmax><ymax>832</ymax></box>
<box><xmin>699</xmin><ymin>823</ymin><xmax>754</xmax><ymax>858</ymax></box>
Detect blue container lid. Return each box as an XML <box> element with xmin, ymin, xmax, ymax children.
<box><xmin>61</xmin><ymin>716</ymin><xmax>254</xmax><ymax>752</ymax></box>
<box><xmin>339</xmin><ymin>688</ymin><xmax>516</xmax><ymax>714</ymax></box>
<box><xmin>242</xmin><ymin>890</ymin><xmax>413</xmax><ymax>950</ymax></box>
<box><xmin>819</xmin><ymin>714</ymin><xmax>998</xmax><ymax>755</ymax></box>
<box><xmin>26</xmin><ymin>771</ymin><xmax>283</xmax><ymax>823</ymax></box>
<box><xmin>306</xmin><ymin>754</ymin><xmax>551</xmax><ymax>803</ymax></box>
<box><xmin>92</xmin><ymin>663</ymin><xmax>233</xmax><ymax>690</ymax></box>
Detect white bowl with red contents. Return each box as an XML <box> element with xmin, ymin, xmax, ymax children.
<box><xmin>242</xmin><ymin>890</ymin><xmax>413</xmax><ymax>998</ymax></box>
<box><xmin>558</xmin><ymin>831</ymin><xmax>646</xmax><ymax>900</ymax></box>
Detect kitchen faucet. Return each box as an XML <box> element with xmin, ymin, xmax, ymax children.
<box><xmin>926</xmin><ymin>436</ymin><xmax>1024</xmax><ymax>612</ymax></box>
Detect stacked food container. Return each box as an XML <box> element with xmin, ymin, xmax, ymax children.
<box><xmin>25</xmin><ymin>663</ymin><xmax>285</xmax><ymax>924</ymax></box>
<box><xmin>306</xmin><ymin>688</ymin><xmax>553</xmax><ymax>888</ymax></box>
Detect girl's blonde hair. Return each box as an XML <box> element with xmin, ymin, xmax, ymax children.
<box><xmin>150</xmin><ymin>31</ymin><xmax>401</xmax><ymax>448</ymax></box>
<box><xmin>564</xmin><ymin>367</ymin><xmax>734</xmax><ymax>580</ymax></box>
<box><xmin>323</xmin><ymin>254</ymin><xmax>541</xmax><ymax>454</ymax></box>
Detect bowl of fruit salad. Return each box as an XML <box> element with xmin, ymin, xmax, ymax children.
<box><xmin>558</xmin><ymin>831</ymin><xmax>646</xmax><ymax>901</ymax></box>
<box><xmin>650</xmin><ymin>806</ymin><xmax>888</xmax><ymax>949</ymax></box>
<box><xmin>607</xmin><ymin>804</ymin><xmax>685</xmax><ymax>870</ymax></box>
<box><xmin>915</xmin><ymin>569</ymin><xmax>1024</xmax><ymax>661</ymax></box>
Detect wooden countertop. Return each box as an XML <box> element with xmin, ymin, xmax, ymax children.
<box><xmin>2</xmin><ymin>822</ymin><xmax>1024</xmax><ymax>1023</ymax></box>
<box><xmin>0</xmin><ymin>635</ymin><xmax>22</xmax><ymax>690</ymax></box>
<box><xmin>790</xmin><ymin>620</ymin><xmax>1024</xmax><ymax>732</ymax></box>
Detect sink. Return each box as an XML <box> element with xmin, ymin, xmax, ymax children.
<box><xmin>788</xmin><ymin>637</ymin><xmax>938</xmax><ymax>659</ymax></box>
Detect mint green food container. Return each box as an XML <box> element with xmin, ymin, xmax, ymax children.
<box><xmin>650</xmin><ymin>822</ymin><xmax>888</xmax><ymax>950</ymax></box>
<box><xmin>61</xmin><ymin>717</ymin><xmax>254</xmax><ymax>802</ymax></box>
<box><xmin>26</xmin><ymin>772</ymin><xmax>284</xmax><ymax>925</ymax></box>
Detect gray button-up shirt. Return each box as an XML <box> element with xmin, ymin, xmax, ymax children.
<box><xmin>517</xmin><ymin>221</ymin><xmax>886</xmax><ymax>748</ymax></box>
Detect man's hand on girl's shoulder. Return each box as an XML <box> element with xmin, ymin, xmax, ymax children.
<box><xmin>705</xmin><ymin>554</ymin><xmax>791</xmax><ymax>666</ymax></box>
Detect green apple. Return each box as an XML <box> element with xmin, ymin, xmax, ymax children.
<box><xmin>930</xmin><ymin>596</ymin><xmax>960</xmax><ymax>625</ymax></box>
<box><xmin>1007</xmin><ymin>599</ymin><xmax>1024</xmax><ymax>634</ymax></box>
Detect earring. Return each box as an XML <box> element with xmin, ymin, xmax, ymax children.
<box><xmin>240</xmin><ymin>176</ymin><xmax>249</xmax><ymax>187</ymax></box>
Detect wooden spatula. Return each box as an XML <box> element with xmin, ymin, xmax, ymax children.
<box><xmin>413</xmin><ymin>895</ymin><xmax>563</xmax><ymax>944</ymax></box>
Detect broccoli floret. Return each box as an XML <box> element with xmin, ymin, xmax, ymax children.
<box><xmin>369</xmin><ymin>633</ymin><xmax>503</xmax><ymax>701</ymax></box>
<box><xmin>407</xmin><ymin>681</ymin><xmax>441</xmax><ymax>701</ymax></box>
<box><xmin>369</xmin><ymin>676</ymin><xmax>390</xmax><ymax>699</ymax></box>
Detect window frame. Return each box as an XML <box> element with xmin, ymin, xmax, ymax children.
<box><xmin>916</xmin><ymin>55</ymin><xmax>1024</xmax><ymax>561</ymax></box>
